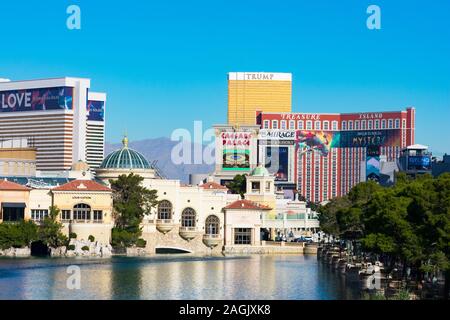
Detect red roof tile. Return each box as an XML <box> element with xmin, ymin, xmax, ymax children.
<box><xmin>224</xmin><ymin>199</ymin><xmax>272</xmax><ymax>210</ymax></box>
<box><xmin>52</xmin><ymin>180</ymin><xmax>111</xmax><ymax>192</ymax></box>
<box><xmin>201</xmin><ymin>182</ymin><xmax>228</xmax><ymax>190</ymax></box>
<box><xmin>0</xmin><ymin>180</ymin><xmax>30</xmax><ymax>191</ymax></box>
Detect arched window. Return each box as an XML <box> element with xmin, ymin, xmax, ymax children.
<box><xmin>181</xmin><ymin>208</ymin><xmax>196</xmax><ymax>227</ymax></box>
<box><xmin>205</xmin><ymin>215</ymin><xmax>220</xmax><ymax>235</ymax></box>
<box><xmin>73</xmin><ymin>203</ymin><xmax>91</xmax><ymax>222</ymax></box>
<box><xmin>158</xmin><ymin>200</ymin><xmax>172</xmax><ymax>220</ymax></box>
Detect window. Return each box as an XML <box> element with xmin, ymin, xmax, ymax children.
<box><xmin>382</xmin><ymin>119</ymin><xmax>386</xmax><ymax>129</ymax></box>
<box><xmin>306</xmin><ymin>120</ymin><xmax>312</xmax><ymax>130</ymax></box>
<box><xmin>272</xmin><ymin>120</ymin><xmax>278</xmax><ymax>129</ymax></box>
<box><xmin>323</xmin><ymin>121</ymin><xmax>329</xmax><ymax>131</ymax></box>
<box><xmin>158</xmin><ymin>200</ymin><xmax>172</xmax><ymax>220</ymax></box>
<box><xmin>348</xmin><ymin>121</ymin><xmax>353</xmax><ymax>130</ymax></box>
<box><xmin>251</xmin><ymin>181</ymin><xmax>260</xmax><ymax>192</ymax></box>
<box><xmin>73</xmin><ymin>203</ymin><xmax>91</xmax><ymax>222</ymax></box>
<box><xmin>368</xmin><ymin>120</ymin><xmax>373</xmax><ymax>130</ymax></box>
<box><xmin>361</xmin><ymin>120</ymin><xmax>366</xmax><ymax>130</ymax></box>
<box><xmin>375</xmin><ymin>119</ymin><xmax>380</xmax><ymax>129</ymax></box>
<box><xmin>332</xmin><ymin>121</ymin><xmax>338</xmax><ymax>131</ymax></box>
<box><xmin>93</xmin><ymin>210</ymin><xmax>103</xmax><ymax>223</ymax></box>
<box><xmin>298</xmin><ymin>120</ymin><xmax>304</xmax><ymax>130</ymax></box>
<box><xmin>265</xmin><ymin>181</ymin><xmax>271</xmax><ymax>192</ymax></box>
<box><xmin>395</xmin><ymin>119</ymin><xmax>400</xmax><ymax>129</ymax></box>
<box><xmin>234</xmin><ymin>228</ymin><xmax>252</xmax><ymax>245</ymax></box>
<box><xmin>388</xmin><ymin>119</ymin><xmax>393</xmax><ymax>129</ymax></box>
<box><xmin>402</xmin><ymin>119</ymin><xmax>406</xmax><ymax>129</ymax></box>
<box><xmin>31</xmin><ymin>209</ymin><xmax>49</xmax><ymax>222</ymax></box>
<box><xmin>289</xmin><ymin>120</ymin><xmax>295</xmax><ymax>130</ymax></box>
<box><xmin>315</xmin><ymin>121</ymin><xmax>321</xmax><ymax>130</ymax></box>
<box><xmin>280</xmin><ymin>120</ymin><xmax>287</xmax><ymax>130</ymax></box>
<box><xmin>205</xmin><ymin>215</ymin><xmax>220</xmax><ymax>235</ymax></box>
<box><xmin>355</xmin><ymin>120</ymin><xmax>360</xmax><ymax>130</ymax></box>
<box><xmin>263</xmin><ymin>120</ymin><xmax>269</xmax><ymax>129</ymax></box>
<box><xmin>181</xmin><ymin>207</ymin><xmax>196</xmax><ymax>227</ymax></box>
<box><xmin>61</xmin><ymin>210</ymin><xmax>71</xmax><ymax>222</ymax></box>
<box><xmin>341</xmin><ymin>121</ymin><xmax>347</xmax><ymax>130</ymax></box>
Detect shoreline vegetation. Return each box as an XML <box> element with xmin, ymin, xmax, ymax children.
<box><xmin>317</xmin><ymin>172</ymin><xmax>450</xmax><ymax>300</ymax></box>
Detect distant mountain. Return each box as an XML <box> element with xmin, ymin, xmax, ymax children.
<box><xmin>105</xmin><ymin>137</ymin><xmax>214</xmax><ymax>183</ymax></box>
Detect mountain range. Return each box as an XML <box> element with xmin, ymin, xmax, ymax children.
<box><xmin>105</xmin><ymin>137</ymin><xmax>214</xmax><ymax>183</ymax></box>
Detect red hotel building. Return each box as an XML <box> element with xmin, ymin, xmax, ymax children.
<box><xmin>257</xmin><ymin>107</ymin><xmax>415</xmax><ymax>202</ymax></box>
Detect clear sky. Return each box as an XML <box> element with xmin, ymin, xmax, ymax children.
<box><xmin>1</xmin><ymin>0</ymin><xmax>449</xmax><ymax>153</ymax></box>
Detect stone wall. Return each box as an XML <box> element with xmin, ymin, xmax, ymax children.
<box><xmin>143</xmin><ymin>226</ymin><xmax>223</xmax><ymax>254</ymax></box>
<box><xmin>0</xmin><ymin>247</ymin><xmax>31</xmax><ymax>257</ymax></box>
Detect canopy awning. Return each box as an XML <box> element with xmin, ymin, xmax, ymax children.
<box><xmin>1</xmin><ymin>202</ymin><xmax>26</xmax><ymax>208</ymax></box>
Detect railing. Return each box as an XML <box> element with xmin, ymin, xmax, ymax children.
<box><xmin>203</xmin><ymin>233</ymin><xmax>221</xmax><ymax>238</ymax></box>
<box><xmin>180</xmin><ymin>226</ymin><xmax>196</xmax><ymax>231</ymax></box>
<box><xmin>156</xmin><ymin>219</ymin><xmax>173</xmax><ymax>224</ymax></box>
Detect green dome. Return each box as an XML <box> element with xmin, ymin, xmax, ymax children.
<box><xmin>250</xmin><ymin>165</ymin><xmax>271</xmax><ymax>177</ymax></box>
<box><xmin>100</xmin><ymin>136</ymin><xmax>151</xmax><ymax>170</ymax></box>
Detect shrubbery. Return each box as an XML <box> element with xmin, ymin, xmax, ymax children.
<box><xmin>88</xmin><ymin>235</ymin><xmax>95</xmax><ymax>242</ymax></box>
<box><xmin>69</xmin><ymin>232</ymin><xmax>77</xmax><ymax>239</ymax></box>
<box><xmin>0</xmin><ymin>221</ymin><xmax>38</xmax><ymax>250</ymax></box>
<box><xmin>67</xmin><ymin>244</ymin><xmax>76</xmax><ymax>251</ymax></box>
<box><xmin>136</xmin><ymin>238</ymin><xmax>147</xmax><ymax>248</ymax></box>
<box><xmin>81</xmin><ymin>246</ymin><xmax>89</xmax><ymax>251</ymax></box>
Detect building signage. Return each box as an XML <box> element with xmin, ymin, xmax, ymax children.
<box><xmin>221</xmin><ymin>131</ymin><xmax>251</xmax><ymax>171</ymax></box>
<box><xmin>0</xmin><ymin>87</ymin><xmax>73</xmax><ymax>113</ymax></box>
<box><xmin>265</xmin><ymin>146</ymin><xmax>289</xmax><ymax>181</ymax></box>
<box><xmin>339</xmin><ymin>130</ymin><xmax>401</xmax><ymax>148</ymax></box>
<box><xmin>87</xmin><ymin>100</ymin><xmax>105</xmax><ymax>121</ymax></box>
<box><xmin>408</xmin><ymin>156</ymin><xmax>431</xmax><ymax>170</ymax></box>
<box><xmin>280</xmin><ymin>114</ymin><xmax>322</xmax><ymax>120</ymax></box>
<box><xmin>221</xmin><ymin>132</ymin><xmax>251</xmax><ymax>147</ymax></box>
<box><xmin>258</xmin><ymin>130</ymin><xmax>295</xmax><ymax>140</ymax></box>
<box><xmin>366</xmin><ymin>146</ymin><xmax>381</xmax><ymax>183</ymax></box>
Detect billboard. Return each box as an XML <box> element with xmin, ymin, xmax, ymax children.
<box><xmin>259</xmin><ymin>129</ymin><xmax>296</xmax><ymax>140</ymax></box>
<box><xmin>295</xmin><ymin>131</ymin><xmax>340</xmax><ymax>157</ymax></box>
<box><xmin>221</xmin><ymin>132</ymin><xmax>251</xmax><ymax>171</ymax></box>
<box><xmin>407</xmin><ymin>156</ymin><xmax>431</xmax><ymax>170</ymax></box>
<box><xmin>366</xmin><ymin>146</ymin><xmax>381</xmax><ymax>182</ymax></box>
<box><xmin>0</xmin><ymin>87</ymin><xmax>73</xmax><ymax>113</ymax></box>
<box><xmin>87</xmin><ymin>100</ymin><xmax>105</xmax><ymax>121</ymax></box>
<box><xmin>339</xmin><ymin>130</ymin><xmax>401</xmax><ymax>148</ymax></box>
<box><xmin>265</xmin><ymin>146</ymin><xmax>289</xmax><ymax>181</ymax></box>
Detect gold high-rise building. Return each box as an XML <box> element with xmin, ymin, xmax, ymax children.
<box><xmin>227</xmin><ymin>72</ymin><xmax>292</xmax><ymax>125</ymax></box>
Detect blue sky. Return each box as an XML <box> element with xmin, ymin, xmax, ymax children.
<box><xmin>1</xmin><ymin>0</ymin><xmax>449</xmax><ymax>153</ymax></box>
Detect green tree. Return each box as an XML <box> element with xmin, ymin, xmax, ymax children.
<box><xmin>39</xmin><ymin>206</ymin><xmax>68</xmax><ymax>248</ymax></box>
<box><xmin>0</xmin><ymin>220</ymin><xmax>38</xmax><ymax>250</ymax></box>
<box><xmin>227</xmin><ymin>174</ymin><xmax>247</xmax><ymax>199</ymax></box>
<box><xmin>110</xmin><ymin>173</ymin><xmax>158</xmax><ymax>248</ymax></box>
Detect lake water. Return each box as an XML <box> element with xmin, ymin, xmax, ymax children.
<box><xmin>0</xmin><ymin>254</ymin><xmax>360</xmax><ymax>300</ymax></box>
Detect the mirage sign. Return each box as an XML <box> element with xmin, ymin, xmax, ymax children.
<box><xmin>0</xmin><ymin>87</ymin><xmax>73</xmax><ymax>112</ymax></box>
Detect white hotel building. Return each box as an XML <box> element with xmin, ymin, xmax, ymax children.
<box><xmin>0</xmin><ymin>77</ymin><xmax>106</xmax><ymax>171</ymax></box>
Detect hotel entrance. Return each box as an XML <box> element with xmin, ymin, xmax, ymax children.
<box><xmin>1</xmin><ymin>203</ymin><xmax>26</xmax><ymax>222</ymax></box>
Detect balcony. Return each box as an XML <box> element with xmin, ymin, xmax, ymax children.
<box><xmin>156</xmin><ymin>219</ymin><xmax>175</xmax><ymax>234</ymax></box>
<box><xmin>179</xmin><ymin>226</ymin><xmax>197</xmax><ymax>241</ymax></box>
<box><xmin>202</xmin><ymin>233</ymin><xmax>222</xmax><ymax>248</ymax></box>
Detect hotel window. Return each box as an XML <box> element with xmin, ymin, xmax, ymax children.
<box><xmin>158</xmin><ymin>200</ymin><xmax>173</xmax><ymax>220</ymax></box>
<box><xmin>263</xmin><ymin>120</ymin><xmax>269</xmax><ymax>129</ymax></box>
<box><xmin>93</xmin><ymin>210</ymin><xmax>103</xmax><ymax>223</ymax></box>
<box><xmin>332</xmin><ymin>121</ymin><xmax>338</xmax><ymax>131</ymax></box>
<box><xmin>323</xmin><ymin>121</ymin><xmax>329</xmax><ymax>131</ymax></box>
<box><xmin>251</xmin><ymin>181</ymin><xmax>261</xmax><ymax>192</ymax></box>
<box><xmin>31</xmin><ymin>209</ymin><xmax>49</xmax><ymax>222</ymax></box>
<box><xmin>298</xmin><ymin>120</ymin><xmax>304</xmax><ymax>130</ymax></box>
<box><xmin>280</xmin><ymin>120</ymin><xmax>287</xmax><ymax>130</ymax></box>
<box><xmin>361</xmin><ymin>120</ymin><xmax>366</xmax><ymax>130</ymax></box>
<box><xmin>61</xmin><ymin>210</ymin><xmax>71</xmax><ymax>222</ymax></box>
<box><xmin>375</xmin><ymin>119</ymin><xmax>380</xmax><ymax>129</ymax></box>
<box><xmin>355</xmin><ymin>120</ymin><xmax>360</xmax><ymax>130</ymax></box>
<box><xmin>395</xmin><ymin>119</ymin><xmax>400</xmax><ymax>129</ymax></box>
<box><xmin>205</xmin><ymin>215</ymin><xmax>220</xmax><ymax>235</ymax></box>
<box><xmin>402</xmin><ymin>119</ymin><xmax>407</xmax><ymax>129</ymax></box>
<box><xmin>348</xmin><ymin>121</ymin><xmax>354</xmax><ymax>130</ymax></box>
<box><xmin>382</xmin><ymin>119</ymin><xmax>386</xmax><ymax>129</ymax></box>
<box><xmin>272</xmin><ymin>120</ymin><xmax>278</xmax><ymax>129</ymax></box>
<box><xmin>388</xmin><ymin>119</ymin><xmax>393</xmax><ymax>129</ymax></box>
<box><xmin>289</xmin><ymin>120</ymin><xmax>295</xmax><ymax>129</ymax></box>
<box><xmin>265</xmin><ymin>181</ymin><xmax>271</xmax><ymax>192</ymax></box>
<box><xmin>73</xmin><ymin>203</ymin><xmax>91</xmax><ymax>222</ymax></box>
<box><xmin>342</xmin><ymin>121</ymin><xmax>347</xmax><ymax>130</ymax></box>
<box><xmin>234</xmin><ymin>228</ymin><xmax>252</xmax><ymax>245</ymax></box>
<box><xmin>368</xmin><ymin>120</ymin><xmax>373</xmax><ymax>130</ymax></box>
<box><xmin>306</xmin><ymin>120</ymin><xmax>312</xmax><ymax>130</ymax></box>
<box><xmin>181</xmin><ymin>207</ymin><xmax>196</xmax><ymax>228</ymax></box>
<box><xmin>315</xmin><ymin>121</ymin><xmax>321</xmax><ymax>130</ymax></box>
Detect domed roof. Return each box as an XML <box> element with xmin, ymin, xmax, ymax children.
<box><xmin>100</xmin><ymin>136</ymin><xmax>151</xmax><ymax>170</ymax></box>
<box><xmin>250</xmin><ymin>164</ymin><xmax>271</xmax><ymax>177</ymax></box>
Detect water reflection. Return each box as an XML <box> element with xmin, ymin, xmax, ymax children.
<box><xmin>0</xmin><ymin>255</ymin><xmax>360</xmax><ymax>300</ymax></box>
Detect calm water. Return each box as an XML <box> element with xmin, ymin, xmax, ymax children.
<box><xmin>0</xmin><ymin>255</ymin><xmax>359</xmax><ymax>300</ymax></box>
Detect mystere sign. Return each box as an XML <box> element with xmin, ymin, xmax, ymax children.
<box><xmin>0</xmin><ymin>87</ymin><xmax>73</xmax><ymax>112</ymax></box>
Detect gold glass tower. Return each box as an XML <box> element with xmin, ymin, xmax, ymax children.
<box><xmin>227</xmin><ymin>72</ymin><xmax>292</xmax><ymax>125</ymax></box>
